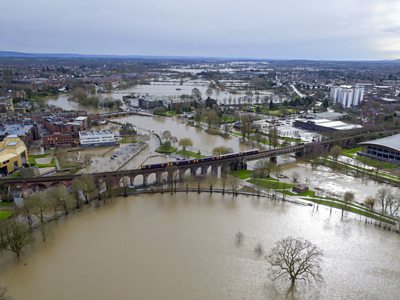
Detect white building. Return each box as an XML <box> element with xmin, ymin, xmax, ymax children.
<box><xmin>79</xmin><ymin>130</ymin><xmax>117</xmax><ymax>147</ymax></box>
<box><xmin>330</xmin><ymin>85</ymin><xmax>364</xmax><ymax>108</ymax></box>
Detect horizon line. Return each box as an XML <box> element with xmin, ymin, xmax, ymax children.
<box><xmin>0</xmin><ymin>50</ymin><xmax>397</xmax><ymax>62</ymax></box>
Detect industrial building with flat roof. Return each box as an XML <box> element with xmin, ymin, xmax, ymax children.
<box><xmin>79</xmin><ymin>130</ymin><xmax>117</xmax><ymax>147</ymax></box>
<box><xmin>358</xmin><ymin>133</ymin><xmax>400</xmax><ymax>165</ymax></box>
<box><xmin>293</xmin><ymin>118</ymin><xmax>362</xmax><ymax>132</ymax></box>
<box><xmin>0</xmin><ymin>135</ymin><xmax>28</xmax><ymax>176</ymax></box>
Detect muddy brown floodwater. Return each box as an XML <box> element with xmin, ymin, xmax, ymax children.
<box><xmin>0</xmin><ymin>193</ymin><xmax>399</xmax><ymax>300</ymax></box>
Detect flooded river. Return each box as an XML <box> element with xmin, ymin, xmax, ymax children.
<box><xmin>36</xmin><ymin>88</ymin><xmax>400</xmax><ymax>300</ymax></box>
<box><xmin>0</xmin><ymin>193</ymin><xmax>399</xmax><ymax>300</ymax></box>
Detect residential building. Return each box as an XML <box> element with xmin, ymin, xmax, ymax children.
<box><xmin>330</xmin><ymin>85</ymin><xmax>364</xmax><ymax>108</ymax></box>
<box><xmin>42</xmin><ymin>132</ymin><xmax>75</xmax><ymax>149</ymax></box>
<box><xmin>44</xmin><ymin>115</ymin><xmax>88</xmax><ymax>137</ymax></box>
<box><xmin>0</xmin><ymin>96</ymin><xmax>14</xmax><ymax>117</ymax></box>
<box><xmin>0</xmin><ymin>135</ymin><xmax>28</xmax><ymax>176</ymax></box>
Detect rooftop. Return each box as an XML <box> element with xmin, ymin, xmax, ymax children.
<box><xmin>0</xmin><ymin>124</ymin><xmax>34</xmax><ymax>136</ymax></box>
<box><xmin>359</xmin><ymin>134</ymin><xmax>400</xmax><ymax>153</ymax></box>
<box><xmin>296</xmin><ymin>118</ymin><xmax>362</xmax><ymax>130</ymax></box>
<box><xmin>0</xmin><ymin>136</ymin><xmax>27</xmax><ymax>163</ymax></box>
<box><xmin>75</xmin><ymin>116</ymin><xmax>88</xmax><ymax>121</ymax></box>
<box><xmin>79</xmin><ymin>130</ymin><xmax>113</xmax><ymax>137</ymax></box>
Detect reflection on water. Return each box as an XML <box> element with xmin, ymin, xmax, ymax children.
<box><xmin>0</xmin><ymin>193</ymin><xmax>399</xmax><ymax>300</ymax></box>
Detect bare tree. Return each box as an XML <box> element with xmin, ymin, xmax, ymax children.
<box><xmin>195</xmin><ymin>175</ymin><xmax>202</xmax><ymax>193</ymax></box>
<box><xmin>291</xmin><ymin>172</ymin><xmax>300</xmax><ymax>183</ymax></box>
<box><xmin>388</xmin><ymin>190</ymin><xmax>400</xmax><ymax>216</ymax></box>
<box><xmin>72</xmin><ymin>175</ymin><xmax>96</xmax><ymax>205</ymax></box>
<box><xmin>183</xmin><ymin>174</ymin><xmax>192</xmax><ymax>193</ymax></box>
<box><xmin>161</xmin><ymin>130</ymin><xmax>172</xmax><ymax>143</ymax></box>
<box><xmin>94</xmin><ymin>177</ymin><xmax>103</xmax><ymax>202</ymax></box>
<box><xmin>178</xmin><ymin>138</ymin><xmax>193</xmax><ymax>152</ymax></box>
<box><xmin>342</xmin><ymin>191</ymin><xmax>355</xmax><ymax>218</ymax></box>
<box><xmin>171</xmin><ymin>136</ymin><xmax>178</xmax><ymax>148</ymax></box>
<box><xmin>227</xmin><ymin>176</ymin><xmax>240</xmax><ymax>195</ymax></box>
<box><xmin>254</xmin><ymin>159</ymin><xmax>274</xmax><ymax>178</ymax></box>
<box><xmin>268</xmin><ymin>126</ymin><xmax>279</xmax><ymax>149</ymax></box>
<box><xmin>267</xmin><ymin>236</ymin><xmax>323</xmax><ymax>286</ymax></box>
<box><xmin>17</xmin><ymin>201</ymin><xmax>34</xmax><ymax>230</ymax></box>
<box><xmin>221</xmin><ymin>174</ymin><xmax>228</xmax><ymax>195</ymax></box>
<box><xmin>121</xmin><ymin>177</ymin><xmax>130</xmax><ymax>197</ymax></box>
<box><xmin>376</xmin><ymin>188</ymin><xmax>391</xmax><ymax>214</ymax></box>
<box><xmin>235</xmin><ymin>231</ymin><xmax>244</xmax><ymax>244</ymax></box>
<box><xmin>254</xmin><ymin>242</ymin><xmax>264</xmax><ymax>256</ymax></box>
<box><xmin>48</xmin><ymin>185</ymin><xmax>74</xmax><ymax>215</ymax></box>
<box><xmin>206</xmin><ymin>175</ymin><xmax>216</xmax><ymax>193</ymax></box>
<box><xmin>0</xmin><ymin>220</ymin><xmax>33</xmax><ymax>258</ymax></box>
<box><xmin>240</xmin><ymin>114</ymin><xmax>253</xmax><ymax>141</ymax></box>
<box><xmin>330</xmin><ymin>145</ymin><xmax>342</xmax><ymax>161</ymax></box>
<box><xmin>212</xmin><ymin>146</ymin><xmax>233</xmax><ymax>156</ymax></box>
<box><xmin>364</xmin><ymin>196</ymin><xmax>375</xmax><ymax>210</ymax></box>
<box><xmin>25</xmin><ymin>191</ymin><xmax>51</xmax><ymax>242</ymax></box>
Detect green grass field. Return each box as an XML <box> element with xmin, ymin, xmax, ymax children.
<box><xmin>0</xmin><ymin>211</ymin><xmax>13</xmax><ymax>221</ymax></box>
<box><xmin>231</xmin><ymin>169</ymin><xmax>252</xmax><ymax>179</ymax></box>
<box><xmin>248</xmin><ymin>178</ymin><xmax>294</xmax><ymax>190</ymax></box>
<box><xmin>155</xmin><ymin>145</ymin><xmax>177</xmax><ymax>154</ymax></box>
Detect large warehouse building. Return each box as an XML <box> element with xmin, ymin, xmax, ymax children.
<box><xmin>293</xmin><ymin>118</ymin><xmax>362</xmax><ymax>132</ymax></box>
<box><xmin>358</xmin><ymin>134</ymin><xmax>400</xmax><ymax>164</ymax></box>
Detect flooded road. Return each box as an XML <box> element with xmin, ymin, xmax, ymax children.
<box><xmin>0</xmin><ymin>193</ymin><xmax>399</xmax><ymax>300</ymax></box>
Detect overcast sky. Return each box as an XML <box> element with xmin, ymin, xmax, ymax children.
<box><xmin>1</xmin><ymin>0</ymin><xmax>400</xmax><ymax>60</ymax></box>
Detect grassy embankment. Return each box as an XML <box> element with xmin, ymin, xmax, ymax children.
<box><xmin>28</xmin><ymin>154</ymin><xmax>56</xmax><ymax>168</ymax></box>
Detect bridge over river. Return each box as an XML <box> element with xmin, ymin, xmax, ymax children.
<box><xmin>1</xmin><ymin>144</ymin><xmax>308</xmax><ymax>194</ymax></box>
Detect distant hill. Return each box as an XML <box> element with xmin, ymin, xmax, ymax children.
<box><xmin>0</xmin><ymin>51</ymin><xmax>136</xmax><ymax>58</ymax></box>
<box><xmin>0</xmin><ymin>51</ymin><xmax>255</xmax><ymax>62</ymax></box>
<box><xmin>0</xmin><ymin>51</ymin><xmax>398</xmax><ymax>63</ymax></box>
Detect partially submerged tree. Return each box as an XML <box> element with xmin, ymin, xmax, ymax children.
<box><xmin>178</xmin><ymin>138</ymin><xmax>193</xmax><ymax>152</ymax></box>
<box><xmin>72</xmin><ymin>175</ymin><xmax>96</xmax><ymax>205</ymax></box>
<box><xmin>206</xmin><ymin>175</ymin><xmax>217</xmax><ymax>193</ymax></box>
<box><xmin>267</xmin><ymin>236</ymin><xmax>323</xmax><ymax>286</ymax></box>
<box><xmin>330</xmin><ymin>145</ymin><xmax>342</xmax><ymax>161</ymax></box>
<box><xmin>212</xmin><ymin>146</ymin><xmax>233</xmax><ymax>156</ymax></box>
<box><xmin>25</xmin><ymin>191</ymin><xmax>51</xmax><ymax>242</ymax></box>
<box><xmin>291</xmin><ymin>172</ymin><xmax>300</xmax><ymax>183</ymax></box>
<box><xmin>240</xmin><ymin>114</ymin><xmax>253</xmax><ymax>141</ymax></box>
<box><xmin>161</xmin><ymin>130</ymin><xmax>172</xmax><ymax>143</ymax></box>
<box><xmin>364</xmin><ymin>196</ymin><xmax>375</xmax><ymax>210</ymax></box>
<box><xmin>48</xmin><ymin>185</ymin><xmax>74</xmax><ymax>215</ymax></box>
<box><xmin>253</xmin><ymin>159</ymin><xmax>274</xmax><ymax>178</ymax></box>
<box><xmin>0</xmin><ymin>220</ymin><xmax>33</xmax><ymax>258</ymax></box>
<box><xmin>220</xmin><ymin>174</ymin><xmax>228</xmax><ymax>195</ymax></box>
<box><xmin>375</xmin><ymin>188</ymin><xmax>399</xmax><ymax>215</ymax></box>
<box><xmin>342</xmin><ymin>191</ymin><xmax>355</xmax><ymax>218</ymax></box>
<box><xmin>227</xmin><ymin>176</ymin><xmax>240</xmax><ymax>195</ymax></box>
